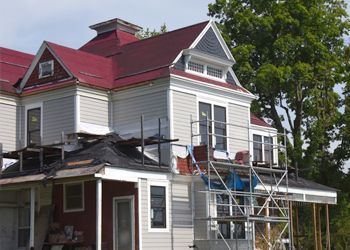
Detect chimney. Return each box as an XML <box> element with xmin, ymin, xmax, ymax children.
<box><xmin>89</xmin><ymin>18</ymin><xmax>142</xmax><ymax>35</ymax></box>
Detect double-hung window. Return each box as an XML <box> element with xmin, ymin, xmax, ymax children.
<box><xmin>199</xmin><ymin>102</ymin><xmax>227</xmax><ymax>150</ymax></box>
<box><xmin>150</xmin><ymin>186</ymin><xmax>167</xmax><ymax>228</ymax></box>
<box><xmin>18</xmin><ymin>207</ymin><xmax>30</xmax><ymax>248</ymax></box>
<box><xmin>64</xmin><ymin>182</ymin><xmax>84</xmax><ymax>212</ymax></box>
<box><xmin>253</xmin><ymin>134</ymin><xmax>274</xmax><ymax>165</ymax></box>
<box><xmin>27</xmin><ymin>107</ymin><xmax>41</xmax><ymax>146</ymax></box>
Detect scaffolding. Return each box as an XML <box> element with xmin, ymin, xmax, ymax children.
<box><xmin>190</xmin><ymin>116</ymin><xmax>292</xmax><ymax>250</ymax></box>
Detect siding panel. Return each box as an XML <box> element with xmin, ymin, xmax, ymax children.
<box><xmin>42</xmin><ymin>96</ymin><xmax>75</xmax><ymax>145</ymax></box>
<box><xmin>228</xmin><ymin>103</ymin><xmax>249</xmax><ymax>154</ymax></box>
<box><xmin>0</xmin><ymin>103</ymin><xmax>17</xmax><ymax>151</ymax></box>
<box><xmin>80</xmin><ymin>96</ymin><xmax>109</xmax><ymax>127</ymax></box>
<box><xmin>172</xmin><ymin>91</ymin><xmax>196</xmax><ymax>145</ymax></box>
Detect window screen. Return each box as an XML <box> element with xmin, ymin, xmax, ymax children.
<box><xmin>199</xmin><ymin>102</ymin><xmax>212</xmax><ymax>146</ymax></box>
<box><xmin>253</xmin><ymin>135</ymin><xmax>263</xmax><ymax>162</ymax></box>
<box><xmin>64</xmin><ymin>183</ymin><xmax>84</xmax><ymax>211</ymax></box>
<box><xmin>150</xmin><ymin>186</ymin><xmax>166</xmax><ymax>228</ymax></box>
<box><xmin>27</xmin><ymin>108</ymin><xmax>41</xmax><ymax>145</ymax></box>
<box><xmin>214</xmin><ymin>105</ymin><xmax>227</xmax><ymax>150</ymax></box>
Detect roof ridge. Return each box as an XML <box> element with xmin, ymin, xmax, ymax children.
<box><xmin>120</xmin><ymin>20</ymin><xmax>209</xmax><ymax>48</ymax></box>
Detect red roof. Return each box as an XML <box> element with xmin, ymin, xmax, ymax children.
<box><xmin>0</xmin><ymin>47</ymin><xmax>34</xmax><ymax>94</ymax></box>
<box><xmin>250</xmin><ymin>113</ymin><xmax>272</xmax><ymax>128</ymax></box>
<box><xmin>79</xmin><ymin>30</ymin><xmax>139</xmax><ymax>57</ymax></box>
<box><xmin>46</xmin><ymin>42</ymin><xmax>114</xmax><ymax>88</ymax></box>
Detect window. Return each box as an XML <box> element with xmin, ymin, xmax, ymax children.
<box><xmin>18</xmin><ymin>207</ymin><xmax>30</xmax><ymax>248</ymax></box>
<box><xmin>199</xmin><ymin>102</ymin><xmax>227</xmax><ymax>150</ymax></box>
<box><xmin>39</xmin><ymin>60</ymin><xmax>54</xmax><ymax>78</ymax></box>
<box><xmin>253</xmin><ymin>134</ymin><xmax>274</xmax><ymax>165</ymax></box>
<box><xmin>64</xmin><ymin>182</ymin><xmax>84</xmax><ymax>212</ymax></box>
<box><xmin>27</xmin><ymin>108</ymin><xmax>41</xmax><ymax>146</ymax></box>
<box><xmin>216</xmin><ymin>194</ymin><xmax>245</xmax><ymax>240</ymax></box>
<box><xmin>188</xmin><ymin>61</ymin><xmax>204</xmax><ymax>73</ymax></box>
<box><xmin>207</xmin><ymin>66</ymin><xmax>223</xmax><ymax>78</ymax></box>
<box><xmin>150</xmin><ymin>186</ymin><xmax>166</xmax><ymax>228</ymax></box>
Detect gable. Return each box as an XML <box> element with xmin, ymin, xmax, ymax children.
<box><xmin>25</xmin><ymin>48</ymin><xmax>71</xmax><ymax>88</ymax></box>
<box><xmin>194</xmin><ymin>27</ymin><xmax>228</xmax><ymax>59</ymax></box>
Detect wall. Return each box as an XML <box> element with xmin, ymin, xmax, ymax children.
<box><xmin>80</xmin><ymin>94</ymin><xmax>109</xmax><ymax>127</ymax></box>
<box><xmin>52</xmin><ymin>180</ymin><xmax>138</xmax><ymax>250</ymax></box>
<box><xmin>0</xmin><ymin>97</ymin><xmax>19</xmax><ymax>151</ymax></box>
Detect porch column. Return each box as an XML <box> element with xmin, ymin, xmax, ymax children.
<box><xmin>30</xmin><ymin>187</ymin><xmax>35</xmax><ymax>248</ymax></box>
<box><xmin>96</xmin><ymin>178</ymin><xmax>102</xmax><ymax>250</ymax></box>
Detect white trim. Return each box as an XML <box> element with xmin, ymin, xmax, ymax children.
<box><xmin>29</xmin><ymin>187</ymin><xmax>35</xmax><ymax>248</ymax></box>
<box><xmin>38</xmin><ymin>60</ymin><xmax>54</xmax><ymax>79</ymax></box>
<box><xmin>19</xmin><ymin>41</ymin><xmax>73</xmax><ymax>91</ymax></box>
<box><xmin>183</xmin><ymin>49</ymin><xmax>234</xmax><ymax>67</ymax></box>
<box><xmin>138</xmin><ymin>179</ymin><xmax>143</xmax><ymax>250</ymax></box>
<box><xmin>113</xmin><ymin>195</ymin><xmax>135</xmax><ymax>250</ymax></box>
<box><xmin>167</xmin><ymin>88</ymin><xmax>174</xmax><ymax>139</ymax></box>
<box><xmin>95</xmin><ymin>166</ymin><xmax>170</xmax><ymax>183</ymax></box>
<box><xmin>96</xmin><ymin>179</ymin><xmax>102</xmax><ymax>250</ymax></box>
<box><xmin>147</xmin><ymin>180</ymin><xmax>170</xmax><ymax>233</ymax></box>
<box><xmin>24</xmin><ymin>102</ymin><xmax>43</xmax><ymax>146</ymax></box>
<box><xmin>75</xmin><ymin>94</ymin><xmax>80</xmax><ymax>132</ymax></box>
<box><xmin>63</xmin><ymin>181</ymin><xmax>85</xmax><ymax>213</ymax></box>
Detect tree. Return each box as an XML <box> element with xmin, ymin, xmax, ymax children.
<box><xmin>208</xmin><ymin>0</ymin><xmax>350</xmax><ymax>172</ymax></box>
<box><xmin>136</xmin><ymin>23</ymin><xmax>167</xmax><ymax>39</ymax></box>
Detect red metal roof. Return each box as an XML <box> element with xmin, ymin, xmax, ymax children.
<box><xmin>46</xmin><ymin>42</ymin><xmax>114</xmax><ymax>88</ymax></box>
<box><xmin>250</xmin><ymin>113</ymin><xmax>273</xmax><ymax>128</ymax></box>
<box><xmin>0</xmin><ymin>47</ymin><xmax>34</xmax><ymax>94</ymax></box>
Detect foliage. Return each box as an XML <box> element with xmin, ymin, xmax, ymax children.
<box><xmin>136</xmin><ymin>23</ymin><xmax>167</xmax><ymax>39</ymax></box>
<box><xmin>208</xmin><ymin>0</ymin><xmax>350</xmax><ymax>173</ymax></box>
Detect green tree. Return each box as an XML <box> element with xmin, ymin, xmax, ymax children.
<box><xmin>208</xmin><ymin>0</ymin><xmax>350</xmax><ymax>172</ymax></box>
<box><xmin>136</xmin><ymin>23</ymin><xmax>167</xmax><ymax>39</ymax></box>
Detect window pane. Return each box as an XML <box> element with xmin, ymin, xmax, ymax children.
<box><xmin>65</xmin><ymin>183</ymin><xmax>83</xmax><ymax>211</ymax></box>
<box><xmin>27</xmin><ymin>108</ymin><xmax>41</xmax><ymax>145</ymax></box>
<box><xmin>18</xmin><ymin>229</ymin><xmax>30</xmax><ymax>247</ymax></box>
<box><xmin>199</xmin><ymin>102</ymin><xmax>212</xmax><ymax>146</ymax></box>
<box><xmin>264</xmin><ymin>137</ymin><xmax>274</xmax><ymax>165</ymax></box>
<box><xmin>253</xmin><ymin>135</ymin><xmax>262</xmax><ymax>161</ymax></box>
<box><xmin>188</xmin><ymin>61</ymin><xmax>204</xmax><ymax>73</ymax></box>
<box><xmin>217</xmin><ymin>195</ymin><xmax>230</xmax><ymax>239</ymax></box>
<box><xmin>207</xmin><ymin>66</ymin><xmax>222</xmax><ymax>78</ymax></box>
<box><xmin>151</xmin><ymin>186</ymin><xmax>166</xmax><ymax>228</ymax></box>
<box><xmin>214</xmin><ymin>106</ymin><xmax>227</xmax><ymax>150</ymax></box>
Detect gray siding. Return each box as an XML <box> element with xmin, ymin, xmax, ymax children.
<box><xmin>80</xmin><ymin>95</ymin><xmax>109</xmax><ymax>127</ymax></box>
<box><xmin>195</xmin><ymin>27</ymin><xmax>227</xmax><ymax>59</ymax></box>
<box><xmin>172</xmin><ymin>90</ymin><xmax>196</xmax><ymax>145</ymax></box>
<box><xmin>228</xmin><ymin>103</ymin><xmax>249</xmax><ymax>154</ymax></box>
<box><xmin>113</xmin><ymin>88</ymin><xmax>167</xmax><ymax>128</ymax></box>
<box><xmin>42</xmin><ymin>96</ymin><xmax>75</xmax><ymax>145</ymax></box>
<box><xmin>194</xmin><ymin>179</ymin><xmax>208</xmax><ymax>240</ymax></box>
<box><xmin>141</xmin><ymin>178</ymin><xmax>194</xmax><ymax>249</ymax></box>
<box><xmin>0</xmin><ymin>103</ymin><xmax>17</xmax><ymax>151</ymax></box>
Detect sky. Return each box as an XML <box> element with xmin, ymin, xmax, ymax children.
<box><xmin>1</xmin><ymin>0</ymin><xmax>350</xmax><ymax>172</ymax></box>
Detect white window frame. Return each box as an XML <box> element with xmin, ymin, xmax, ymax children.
<box><xmin>197</xmin><ymin>99</ymin><xmax>229</xmax><ymax>151</ymax></box>
<box><xmin>251</xmin><ymin>129</ymin><xmax>278</xmax><ymax>166</ymax></box>
<box><xmin>185</xmin><ymin>58</ymin><xmax>227</xmax><ymax>82</ymax></box>
<box><xmin>24</xmin><ymin>103</ymin><xmax>43</xmax><ymax>146</ymax></box>
<box><xmin>39</xmin><ymin>60</ymin><xmax>54</xmax><ymax>79</ymax></box>
<box><xmin>63</xmin><ymin>181</ymin><xmax>85</xmax><ymax>213</ymax></box>
<box><xmin>147</xmin><ymin>180</ymin><xmax>169</xmax><ymax>233</ymax></box>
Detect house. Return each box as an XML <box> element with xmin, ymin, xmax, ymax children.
<box><xmin>0</xmin><ymin>18</ymin><xmax>337</xmax><ymax>250</ymax></box>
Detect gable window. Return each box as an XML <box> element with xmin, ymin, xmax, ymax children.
<box><xmin>207</xmin><ymin>66</ymin><xmax>223</xmax><ymax>78</ymax></box>
<box><xmin>199</xmin><ymin>102</ymin><xmax>227</xmax><ymax>150</ymax></box>
<box><xmin>150</xmin><ymin>186</ymin><xmax>166</xmax><ymax>228</ymax></box>
<box><xmin>64</xmin><ymin>182</ymin><xmax>84</xmax><ymax>212</ymax></box>
<box><xmin>27</xmin><ymin>108</ymin><xmax>41</xmax><ymax>146</ymax></box>
<box><xmin>39</xmin><ymin>60</ymin><xmax>54</xmax><ymax>78</ymax></box>
<box><xmin>253</xmin><ymin>134</ymin><xmax>274</xmax><ymax>165</ymax></box>
<box><xmin>188</xmin><ymin>61</ymin><xmax>204</xmax><ymax>73</ymax></box>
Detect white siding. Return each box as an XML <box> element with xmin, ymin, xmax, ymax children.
<box><xmin>0</xmin><ymin>103</ymin><xmax>18</xmax><ymax>151</ymax></box>
<box><xmin>42</xmin><ymin>96</ymin><xmax>75</xmax><ymax>145</ymax></box>
<box><xmin>228</xmin><ymin>103</ymin><xmax>250</xmax><ymax>155</ymax></box>
<box><xmin>80</xmin><ymin>95</ymin><xmax>109</xmax><ymax>127</ymax></box>
<box><xmin>172</xmin><ymin>90</ymin><xmax>196</xmax><ymax>145</ymax></box>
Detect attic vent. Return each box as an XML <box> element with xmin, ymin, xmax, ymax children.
<box><xmin>39</xmin><ymin>60</ymin><xmax>54</xmax><ymax>79</ymax></box>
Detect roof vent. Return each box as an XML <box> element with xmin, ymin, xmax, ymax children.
<box><xmin>89</xmin><ymin>18</ymin><xmax>142</xmax><ymax>35</ymax></box>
